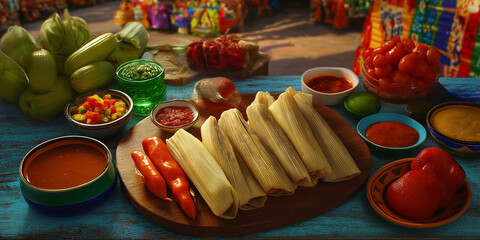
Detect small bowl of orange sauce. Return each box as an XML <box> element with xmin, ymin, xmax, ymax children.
<box><xmin>301</xmin><ymin>67</ymin><xmax>359</xmax><ymax>106</ymax></box>
<box><xmin>19</xmin><ymin>135</ymin><xmax>116</xmax><ymax>214</ymax></box>
<box><xmin>357</xmin><ymin>113</ymin><xmax>427</xmax><ymax>152</ymax></box>
<box><xmin>150</xmin><ymin>99</ymin><xmax>199</xmax><ymax>133</ymax></box>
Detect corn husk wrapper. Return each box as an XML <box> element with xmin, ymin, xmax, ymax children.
<box><xmin>25</xmin><ymin>49</ymin><xmax>58</xmax><ymax>93</ymax></box>
<box><xmin>201</xmin><ymin>116</ymin><xmax>267</xmax><ymax>210</ymax></box>
<box><xmin>290</xmin><ymin>88</ymin><xmax>361</xmax><ymax>182</ymax></box>
<box><xmin>166</xmin><ymin>129</ymin><xmax>239</xmax><ymax>219</ymax></box>
<box><xmin>19</xmin><ymin>75</ymin><xmax>75</xmax><ymax>121</ymax></box>
<box><xmin>218</xmin><ymin>108</ymin><xmax>296</xmax><ymax>196</ymax></box>
<box><xmin>0</xmin><ymin>26</ymin><xmax>40</xmax><ymax>70</ymax></box>
<box><xmin>269</xmin><ymin>90</ymin><xmax>332</xmax><ymax>184</ymax></box>
<box><xmin>247</xmin><ymin>102</ymin><xmax>314</xmax><ymax>187</ymax></box>
<box><xmin>64</xmin><ymin>9</ymin><xmax>92</xmax><ymax>49</ymax></box>
<box><xmin>0</xmin><ymin>51</ymin><xmax>29</xmax><ymax>103</ymax></box>
<box><xmin>109</xmin><ymin>22</ymin><xmax>149</xmax><ymax>67</ymax></box>
<box><xmin>38</xmin><ymin>12</ymin><xmax>77</xmax><ymax>57</ymax></box>
<box><xmin>252</xmin><ymin>91</ymin><xmax>275</xmax><ymax>107</ymax></box>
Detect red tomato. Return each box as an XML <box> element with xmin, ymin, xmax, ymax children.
<box><xmin>378</xmin><ymin>78</ymin><xmax>396</xmax><ymax>92</ymax></box>
<box><xmin>422</xmin><ymin>69</ymin><xmax>437</xmax><ymax>84</ymax></box>
<box><xmin>391</xmin><ymin>70</ymin><xmax>411</xmax><ymax>84</ymax></box>
<box><xmin>426</xmin><ymin>47</ymin><xmax>441</xmax><ymax>64</ymax></box>
<box><xmin>413</xmin><ymin>43</ymin><xmax>429</xmax><ymax>53</ymax></box>
<box><xmin>375</xmin><ymin>64</ymin><xmax>393</xmax><ymax>78</ymax></box>
<box><xmin>411</xmin><ymin>60</ymin><xmax>430</xmax><ymax>78</ymax></box>
<box><xmin>373</xmin><ymin>54</ymin><xmax>388</xmax><ymax>67</ymax></box>
<box><xmin>364</xmin><ymin>55</ymin><xmax>375</xmax><ymax>68</ymax></box>
<box><xmin>386</xmin><ymin>168</ymin><xmax>444</xmax><ymax>220</ymax></box>
<box><xmin>366</xmin><ymin>67</ymin><xmax>378</xmax><ymax>79</ymax></box>
<box><xmin>86</xmin><ymin>111</ymin><xmax>102</xmax><ymax>121</ymax></box>
<box><xmin>398</xmin><ymin>53</ymin><xmax>419</xmax><ymax>73</ymax></box>
<box><xmin>401</xmin><ymin>38</ymin><xmax>415</xmax><ymax>53</ymax></box>
<box><xmin>385</xmin><ymin>43</ymin><xmax>406</xmax><ymax>65</ymax></box>
<box><xmin>363</xmin><ymin>48</ymin><xmax>374</xmax><ymax>58</ymax></box>
<box><xmin>390</xmin><ymin>36</ymin><xmax>401</xmax><ymax>43</ymax></box>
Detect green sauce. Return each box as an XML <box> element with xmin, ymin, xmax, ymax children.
<box><xmin>119</xmin><ymin>62</ymin><xmax>161</xmax><ymax>80</ymax></box>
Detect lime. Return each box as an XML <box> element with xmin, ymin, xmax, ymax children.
<box><xmin>344</xmin><ymin>91</ymin><xmax>381</xmax><ymax>117</ymax></box>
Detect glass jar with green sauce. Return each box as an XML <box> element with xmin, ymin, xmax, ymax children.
<box><xmin>116</xmin><ymin>59</ymin><xmax>166</xmax><ymax>116</ymax></box>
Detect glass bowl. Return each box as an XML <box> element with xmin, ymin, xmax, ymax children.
<box><xmin>361</xmin><ymin>63</ymin><xmax>439</xmax><ymax>103</ymax></box>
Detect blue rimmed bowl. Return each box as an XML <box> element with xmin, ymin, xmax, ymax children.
<box><xmin>426</xmin><ymin>101</ymin><xmax>480</xmax><ymax>157</ymax></box>
<box><xmin>357</xmin><ymin>113</ymin><xmax>427</xmax><ymax>152</ymax></box>
<box><xmin>19</xmin><ymin>135</ymin><xmax>116</xmax><ymax>215</ymax></box>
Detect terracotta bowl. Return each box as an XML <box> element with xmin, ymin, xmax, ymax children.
<box><xmin>366</xmin><ymin>158</ymin><xmax>471</xmax><ymax>228</ymax></box>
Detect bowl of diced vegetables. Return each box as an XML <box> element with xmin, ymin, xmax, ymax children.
<box><xmin>64</xmin><ymin>89</ymin><xmax>133</xmax><ymax>139</ymax></box>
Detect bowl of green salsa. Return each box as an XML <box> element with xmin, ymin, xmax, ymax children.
<box><xmin>116</xmin><ymin>59</ymin><xmax>166</xmax><ymax>116</ymax></box>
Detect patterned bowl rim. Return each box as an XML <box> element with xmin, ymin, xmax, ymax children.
<box><xmin>366</xmin><ymin>158</ymin><xmax>472</xmax><ymax>229</ymax></box>
<box><xmin>426</xmin><ymin>101</ymin><xmax>480</xmax><ymax>145</ymax></box>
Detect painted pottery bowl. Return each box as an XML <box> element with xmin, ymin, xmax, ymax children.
<box><xmin>366</xmin><ymin>158</ymin><xmax>471</xmax><ymax>228</ymax></box>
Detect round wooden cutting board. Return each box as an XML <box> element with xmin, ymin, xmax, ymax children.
<box><xmin>116</xmin><ymin>94</ymin><xmax>372</xmax><ymax>237</ymax></box>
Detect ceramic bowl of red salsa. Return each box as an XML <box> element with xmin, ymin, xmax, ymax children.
<box><xmin>357</xmin><ymin>113</ymin><xmax>427</xmax><ymax>152</ymax></box>
<box><xmin>19</xmin><ymin>135</ymin><xmax>116</xmax><ymax>214</ymax></box>
<box><xmin>150</xmin><ymin>99</ymin><xmax>199</xmax><ymax>133</ymax></box>
<box><xmin>65</xmin><ymin>89</ymin><xmax>133</xmax><ymax>139</ymax></box>
<box><xmin>301</xmin><ymin>67</ymin><xmax>359</xmax><ymax>106</ymax></box>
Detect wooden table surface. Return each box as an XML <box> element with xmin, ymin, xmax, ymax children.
<box><xmin>1</xmin><ymin>76</ymin><xmax>479</xmax><ymax>239</ymax></box>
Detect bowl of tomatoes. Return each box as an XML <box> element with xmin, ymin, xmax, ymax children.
<box><xmin>362</xmin><ymin>37</ymin><xmax>441</xmax><ymax>103</ymax></box>
<box><xmin>65</xmin><ymin>89</ymin><xmax>133</xmax><ymax>139</ymax></box>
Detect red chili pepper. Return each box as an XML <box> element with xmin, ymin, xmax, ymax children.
<box><xmin>130</xmin><ymin>150</ymin><xmax>168</xmax><ymax>200</ymax></box>
<box><xmin>142</xmin><ymin>136</ymin><xmax>196</xmax><ymax>219</ymax></box>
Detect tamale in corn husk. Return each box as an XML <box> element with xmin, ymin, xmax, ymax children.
<box><xmin>38</xmin><ymin>12</ymin><xmax>77</xmax><ymax>57</ymax></box>
<box><xmin>289</xmin><ymin>88</ymin><xmax>360</xmax><ymax>182</ymax></box>
<box><xmin>25</xmin><ymin>49</ymin><xmax>58</xmax><ymax>94</ymax></box>
<box><xmin>109</xmin><ymin>22</ymin><xmax>149</xmax><ymax>67</ymax></box>
<box><xmin>201</xmin><ymin>116</ymin><xmax>267</xmax><ymax>210</ymax></box>
<box><xmin>218</xmin><ymin>108</ymin><xmax>296</xmax><ymax>196</ymax></box>
<box><xmin>246</xmin><ymin>102</ymin><xmax>314</xmax><ymax>187</ymax></box>
<box><xmin>64</xmin><ymin>9</ymin><xmax>92</xmax><ymax>50</ymax></box>
<box><xmin>268</xmin><ymin>90</ymin><xmax>332</xmax><ymax>184</ymax></box>
<box><xmin>166</xmin><ymin>129</ymin><xmax>239</xmax><ymax>219</ymax></box>
<box><xmin>0</xmin><ymin>26</ymin><xmax>40</xmax><ymax>70</ymax></box>
<box><xmin>252</xmin><ymin>91</ymin><xmax>275</xmax><ymax>107</ymax></box>
<box><xmin>0</xmin><ymin>51</ymin><xmax>28</xmax><ymax>104</ymax></box>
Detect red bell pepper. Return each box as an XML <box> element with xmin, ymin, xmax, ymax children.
<box><xmin>386</xmin><ymin>147</ymin><xmax>466</xmax><ymax>220</ymax></box>
<box><xmin>386</xmin><ymin>167</ymin><xmax>445</xmax><ymax>220</ymax></box>
<box><xmin>411</xmin><ymin>147</ymin><xmax>466</xmax><ymax>207</ymax></box>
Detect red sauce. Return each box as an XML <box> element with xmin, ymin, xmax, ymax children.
<box><xmin>306</xmin><ymin>74</ymin><xmax>353</xmax><ymax>93</ymax></box>
<box><xmin>156</xmin><ymin>106</ymin><xmax>195</xmax><ymax>126</ymax></box>
<box><xmin>24</xmin><ymin>143</ymin><xmax>107</xmax><ymax>189</ymax></box>
<box><xmin>366</xmin><ymin>121</ymin><xmax>419</xmax><ymax>147</ymax></box>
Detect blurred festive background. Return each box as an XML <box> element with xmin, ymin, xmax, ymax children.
<box><xmin>2</xmin><ymin>0</ymin><xmax>480</xmax><ymax>78</ymax></box>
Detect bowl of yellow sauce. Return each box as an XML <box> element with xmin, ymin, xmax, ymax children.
<box><xmin>426</xmin><ymin>101</ymin><xmax>480</xmax><ymax>157</ymax></box>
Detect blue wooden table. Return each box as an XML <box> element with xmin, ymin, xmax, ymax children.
<box><xmin>1</xmin><ymin>76</ymin><xmax>479</xmax><ymax>239</ymax></box>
